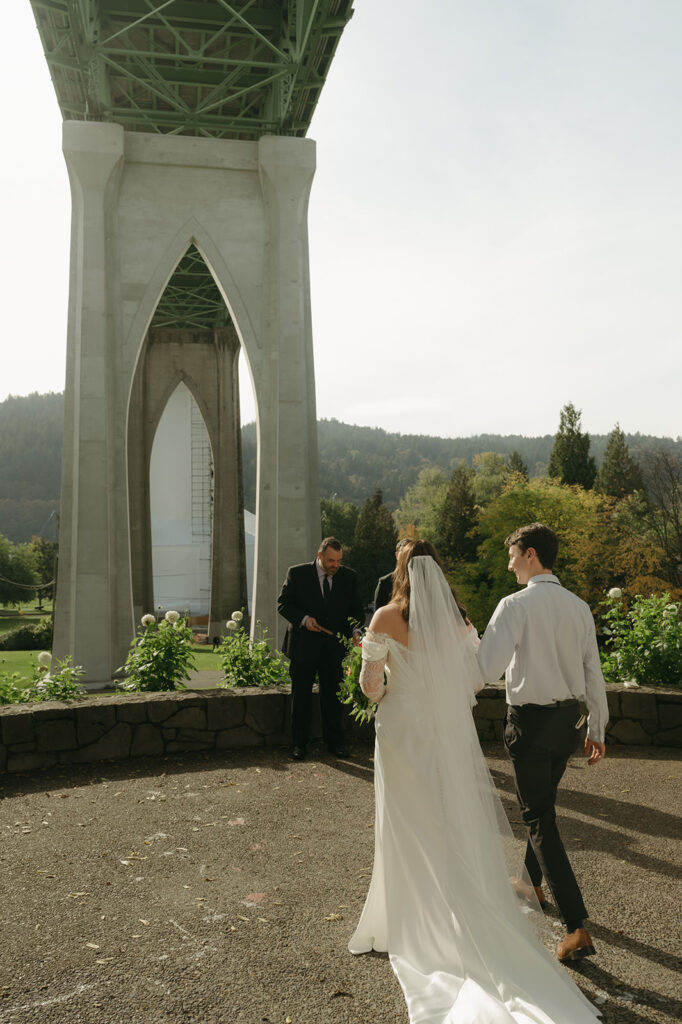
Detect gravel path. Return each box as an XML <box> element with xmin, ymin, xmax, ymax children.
<box><xmin>0</xmin><ymin>742</ymin><xmax>680</xmax><ymax>1024</ymax></box>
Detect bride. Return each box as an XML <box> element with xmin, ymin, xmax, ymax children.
<box><xmin>348</xmin><ymin>539</ymin><xmax>601</xmax><ymax>1024</ymax></box>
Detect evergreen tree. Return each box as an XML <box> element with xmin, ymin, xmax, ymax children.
<box><xmin>508</xmin><ymin>450</ymin><xmax>529</xmax><ymax>479</ymax></box>
<box><xmin>320</xmin><ymin>498</ymin><xmax>359</xmax><ymax>548</ymax></box>
<box><xmin>547</xmin><ymin>403</ymin><xmax>597</xmax><ymax>488</ymax></box>
<box><xmin>350</xmin><ymin>489</ymin><xmax>398</xmax><ymax>603</ymax></box>
<box><xmin>595</xmin><ymin>424</ymin><xmax>643</xmax><ymax>498</ymax></box>
<box><xmin>438</xmin><ymin>464</ymin><xmax>477</xmax><ymax>563</ymax></box>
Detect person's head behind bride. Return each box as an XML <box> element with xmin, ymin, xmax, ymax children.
<box><xmin>368</xmin><ymin>538</ymin><xmax>469</xmax><ymax>649</ymax></box>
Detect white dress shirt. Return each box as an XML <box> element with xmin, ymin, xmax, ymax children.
<box><xmin>477</xmin><ymin>574</ymin><xmax>609</xmax><ymax>742</ymax></box>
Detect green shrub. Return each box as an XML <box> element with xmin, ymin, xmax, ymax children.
<box><xmin>0</xmin><ymin>654</ymin><xmax>84</xmax><ymax>703</ymax></box>
<box><xmin>0</xmin><ymin>671</ymin><xmax>27</xmax><ymax>704</ymax></box>
<box><xmin>218</xmin><ymin>612</ymin><xmax>290</xmax><ymax>688</ymax></box>
<box><xmin>118</xmin><ymin>611</ymin><xmax>196</xmax><ymax>692</ymax></box>
<box><xmin>600</xmin><ymin>591</ymin><xmax>682</xmax><ymax>688</ymax></box>
<box><xmin>0</xmin><ymin>619</ymin><xmax>52</xmax><ymax>651</ymax></box>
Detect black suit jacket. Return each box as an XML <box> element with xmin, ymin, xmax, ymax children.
<box><xmin>278</xmin><ymin>561</ymin><xmax>364</xmax><ymax>661</ymax></box>
<box><xmin>373</xmin><ymin>572</ymin><xmax>394</xmax><ymax>611</ymax></box>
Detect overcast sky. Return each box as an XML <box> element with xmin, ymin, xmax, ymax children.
<box><xmin>1</xmin><ymin>1</ymin><xmax>680</xmax><ymax>439</ymax></box>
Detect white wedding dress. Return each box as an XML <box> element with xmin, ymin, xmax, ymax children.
<box><xmin>349</xmin><ymin>557</ymin><xmax>601</xmax><ymax>1024</ymax></box>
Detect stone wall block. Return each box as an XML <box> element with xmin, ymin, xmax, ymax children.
<box><xmin>67</xmin><ymin>722</ymin><xmax>133</xmax><ymax>763</ymax></box>
<box><xmin>148</xmin><ymin>699</ymin><xmax>184</xmax><ymax>723</ymax></box>
<box><xmin>216</xmin><ymin>725</ymin><xmax>264</xmax><ymax>748</ymax></box>
<box><xmin>36</xmin><ymin>719</ymin><xmax>78</xmax><ymax>751</ymax></box>
<box><xmin>653</xmin><ymin>725</ymin><xmax>682</xmax><ymax>747</ymax></box>
<box><xmin>163</xmin><ymin>708</ymin><xmax>207</xmax><ymax>731</ymax></box>
<box><xmin>131</xmin><ymin>724</ymin><xmax>164</xmax><ymax>757</ymax></box>
<box><xmin>619</xmin><ymin>691</ymin><xmax>658</xmax><ymax>718</ymax></box>
<box><xmin>77</xmin><ymin>706</ymin><xmax>117</xmax><ymax>745</ymax></box>
<box><xmin>206</xmin><ymin>695</ymin><xmax>246</xmax><ymax>731</ymax></box>
<box><xmin>641</xmin><ymin>718</ymin><xmax>659</xmax><ymax>736</ymax></box>
<box><xmin>162</xmin><ymin>729</ymin><xmax>176</xmax><ymax>741</ymax></box>
<box><xmin>473</xmin><ymin>699</ymin><xmax>507</xmax><ymax>721</ymax></box>
<box><xmin>605</xmin><ymin>689</ymin><xmax>621</xmax><ymax>716</ymax></box>
<box><xmin>7</xmin><ymin>751</ymin><xmax>57</xmax><ymax>772</ymax></box>
<box><xmin>1</xmin><ymin>711</ymin><xmax>35</xmax><ymax>746</ymax></box>
<box><xmin>474</xmin><ymin>720</ymin><xmax>495</xmax><ymax>742</ymax></box>
<box><xmin>175</xmin><ymin>728</ymin><xmax>215</xmax><ymax>745</ymax></box>
<box><xmin>116</xmin><ymin>702</ymin><xmax>149</xmax><ymax>724</ymax></box>
<box><xmin>9</xmin><ymin>742</ymin><xmax>37</xmax><ymax>754</ymax></box>
<box><xmin>245</xmin><ymin>693</ymin><xmax>286</xmax><ymax>735</ymax></box>
<box><xmin>658</xmin><ymin>703</ymin><xmax>682</xmax><ymax>729</ymax></box>
<box><xmin>0</xmin><ymin>745</ymin><xmax>7</xmax><ymax>771</ymax></box>
<box><xmin>607</xmin><ymin>719</ymin><xmax>652</xmax><ymax>745</ymax></box>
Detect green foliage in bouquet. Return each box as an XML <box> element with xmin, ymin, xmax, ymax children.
<box><xmin>219</xmin><ymin>611</ymin><xmax>290</xmax><ymax>688</ymax></box>
<box><xmin>337</xmin><ymin>632</ymin><xmax>379</xmax><ymax>725</ymax></box>
<box><xmin>118</xmin><ymin>612</ymin><xmax>195</xmax><ymax>692</ymax></box>
<box><xmin>600</xmin><ymin>590</ymin><xmax>682</xmax><ymax>688</ymax></box>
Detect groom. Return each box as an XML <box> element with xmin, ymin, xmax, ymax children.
<box><xmin>477</xmin><ymin>523</ymin><xmax>608</xmax><ymax>963</ymax></box>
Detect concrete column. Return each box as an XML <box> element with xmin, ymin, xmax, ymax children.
<box><xmin>54</xmin><ymin>121</ymin><xmax>130</xmax><ymax>683</ymax></box>
<box><xmin>256</xmin><ymin>136</ymin><xmax>320</xmax><ymax>645</ymax></box>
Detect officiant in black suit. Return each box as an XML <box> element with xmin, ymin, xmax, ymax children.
<box><xmin>278</xmin><ymin>537</ymin><xmax>364</xmax><ymax>760</ymax></box>
<box><xmin>373</xmin><ymin>539</ymin><xmax>409</xmax><ymax>611</ymax></box>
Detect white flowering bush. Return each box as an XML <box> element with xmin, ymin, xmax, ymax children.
<box><xmin>118</xmin><ymin>612</ymin><xmax>196</xmax><ymax>692</ymax></box>
<box><xmin>219</xmin><ymin>613</ymin><xmax>290</xmax><ymax>688</ymax></box>
<box><xmin>600</xmin><ymin>591</ymin><xmax>682</xmax><ymax>688</ymax></box>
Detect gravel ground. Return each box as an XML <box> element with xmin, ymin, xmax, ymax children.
<box><xmin>0</xmin><ymin>742</ymin><xmax>680</xmax><ymax>1024</ymax></box>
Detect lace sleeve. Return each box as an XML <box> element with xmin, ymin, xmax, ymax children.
<box><xmin>359</xmin><ymin>634</ymin><xmax>389</xmax><ymax>704</ymax></box>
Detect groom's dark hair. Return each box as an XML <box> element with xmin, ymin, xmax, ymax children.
<box><xmin>505</xmin><ymin>523</ymin><xmax>558</xmax><ymax>569</ymax></box>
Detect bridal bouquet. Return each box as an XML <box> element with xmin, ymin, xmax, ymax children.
<box><xmin>337</xmin><ymin>631</ymin><xmax>378</xmax><ymax>725</ymax></box>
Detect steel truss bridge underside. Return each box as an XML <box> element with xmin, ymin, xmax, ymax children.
<box><xmin>30</xmin><ymin>0</ymin><xmax>354</xmax><ymax>328</ymax></box>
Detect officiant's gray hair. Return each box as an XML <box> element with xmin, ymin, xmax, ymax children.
<box><xmin>505</xmin><ymin>523</ymin><xmax>558</xmax><ymax>569</ymax></box>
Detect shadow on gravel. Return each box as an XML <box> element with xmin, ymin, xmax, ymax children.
<box><xmin>570</xmin><ymin>959</ymin><xmax>682</xmax><ymax>1024</ymax></box>
<box><xmin>589</xmin><ymin>921</ymin><xmax>682</xmax><ymax>975</ymax></box>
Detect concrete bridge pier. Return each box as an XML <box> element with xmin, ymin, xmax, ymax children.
<box><xmin>54</xmin><ymin>121</ymin><xmax>319</xmax><ymax>685</ymax></box>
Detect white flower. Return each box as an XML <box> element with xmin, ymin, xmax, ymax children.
<box><xmin>607</xmin><ymin>588</ymin><xmax>623</xmax><ymax>600</ymax></box>
<box><xmin>141</xmin><ymin>614</ymin><xmax>156</xmax><ymax>627</ymax></box>
<box><xmin>34</xmin><ymin>682</ymin><xmax>48</xmax><ymax>693</ymax></box>
<box><xmin>231</xmin><ymin>610</ymin><xmax>243</xmax><ymax>623</ymax></box>
<box><xmin>226</xmin><ymin>620</ymin><xmax>238</xmax><ymax>631</ymax></box>
<box><xmin>165</xmin><ymin>610</ymin><xmax>180</xmax><ymax>624</ymax></box>
<box><xmin>37</xmin><ymin>651</ymin><xmax>52</xmax><ymax>668</ymax></box>
<box><xmin>663</xmin><ymin>604</ymin><xmax>678</xmax><ymax>618</ymax></box>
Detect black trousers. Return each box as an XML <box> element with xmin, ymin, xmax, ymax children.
<box><xmin>289</xmin><ymin>642</ymin><xmax>345</xmax><ymax>748</ymax></box>
<box><xmin>504</xmin><ymin>700</ymin><xmax>588</xmax><ymax>929</ymax></box>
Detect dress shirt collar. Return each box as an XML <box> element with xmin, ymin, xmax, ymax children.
<box><xmin>526</xmin><ymin>573</ymin><xmax>561</xmax><ymax>587</ymax></box>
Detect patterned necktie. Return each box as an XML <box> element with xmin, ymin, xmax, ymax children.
<box><xmin>323</xmin><ymin>574</ymin><xmax>331</xmax><ymax>604</ymax></box>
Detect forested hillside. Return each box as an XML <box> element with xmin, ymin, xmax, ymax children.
<box><xmin>1</xmin><ymin>392</ymin><xmax>680</xmax><ymax>540</ymax></box>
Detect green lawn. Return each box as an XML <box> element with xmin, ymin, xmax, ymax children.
<box><xmin>191</xmin><ymin>644</ymin><xmax>222</xmax><ymax>671</ymax></box>
<box><xmin>0</xmin><ymin>650</ymin><xmax>40</xmax><ymax>683</ymax></box>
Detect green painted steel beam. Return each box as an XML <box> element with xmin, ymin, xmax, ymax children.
<box><xmin>29</xmin><ymin>0</ymin><xmax>355</xmax><ymax>140</ymax></box>
<box><xmin>28</xmin><ymin>0</ymin><xmax>354</xmax><ymax>327</ymax></box>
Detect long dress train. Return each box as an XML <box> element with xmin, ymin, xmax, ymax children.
<box><xmin>348</xmin><ymin>557</ymin><xmax>601</xmax><ymax>1024</ymax></box>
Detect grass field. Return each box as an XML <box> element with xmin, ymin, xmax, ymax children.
<box><xmin>0</xmin><ymin>650</ymin><xmax>40</xmax><ymax>682</ymax></box>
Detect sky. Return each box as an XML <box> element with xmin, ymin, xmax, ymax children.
<box><xmin>1</xmin><ymin>0</ymin><xmax>680</xmax><ymax>440</ymax></box>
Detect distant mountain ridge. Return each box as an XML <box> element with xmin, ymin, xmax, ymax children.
<box><xmin>1</xmin><ymin>392</ymin><xmax>680</xmax><ymax>541</ymax></box>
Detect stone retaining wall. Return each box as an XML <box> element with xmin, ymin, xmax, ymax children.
<box><xmin>0</xmin><ymin>683</ymin><xmax>680</xmax><ymax>775</ymax></box>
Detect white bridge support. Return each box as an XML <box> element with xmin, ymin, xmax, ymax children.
<box><xmin>54</xmin><ymin>121</ymin><xmax>319</xmax><ymax>684</ymax></box>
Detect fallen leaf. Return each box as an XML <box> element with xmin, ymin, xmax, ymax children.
<box><xmin>85</xmin><ymin>943</ymin><xmax>100</xmax><ymax>949</ymax></box>
<box><xmin>325</xmin><ymin>913</ymin><xmax>343</xmax><ymax>921</ymax></box>
<box><xmin>95</xmin><ymin>958</ymin><xmax>115</xmax><ymax>964</ymax></box>
<box><xmin>139</xmin><ymin>919</ymin><xmax>150</xmax><ymax>926</ymax></box>
<box><xmin>237</xmin><ymin>914</ymin><xmax>249</xmax><ymax>921</ymax></box>
<box><xmin>228</xmin><ymin>818</ymin><xmax>245</xmax><ymax>826</ymax></box>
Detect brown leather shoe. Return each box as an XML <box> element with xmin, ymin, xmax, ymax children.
<box><xmin>556</xmin><ymin>927</ymin><xmax>596</xmax><ymax>962</ymax></box>
<box><xmin>511</xmin><ymin>878</ymin><xmax>547</xmax><ymax>909</ymax></box>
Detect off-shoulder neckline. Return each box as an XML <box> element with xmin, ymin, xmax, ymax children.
<box><xmin>366</xmin><ymin>629</ymin><xmax>409</xmax><ymax>652</ymax></box>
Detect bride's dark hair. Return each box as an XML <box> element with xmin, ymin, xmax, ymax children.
<box><xmin>391</xmin><ymin>539</ymin><xmax>467</xmax><ymax>623</ymax></box>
